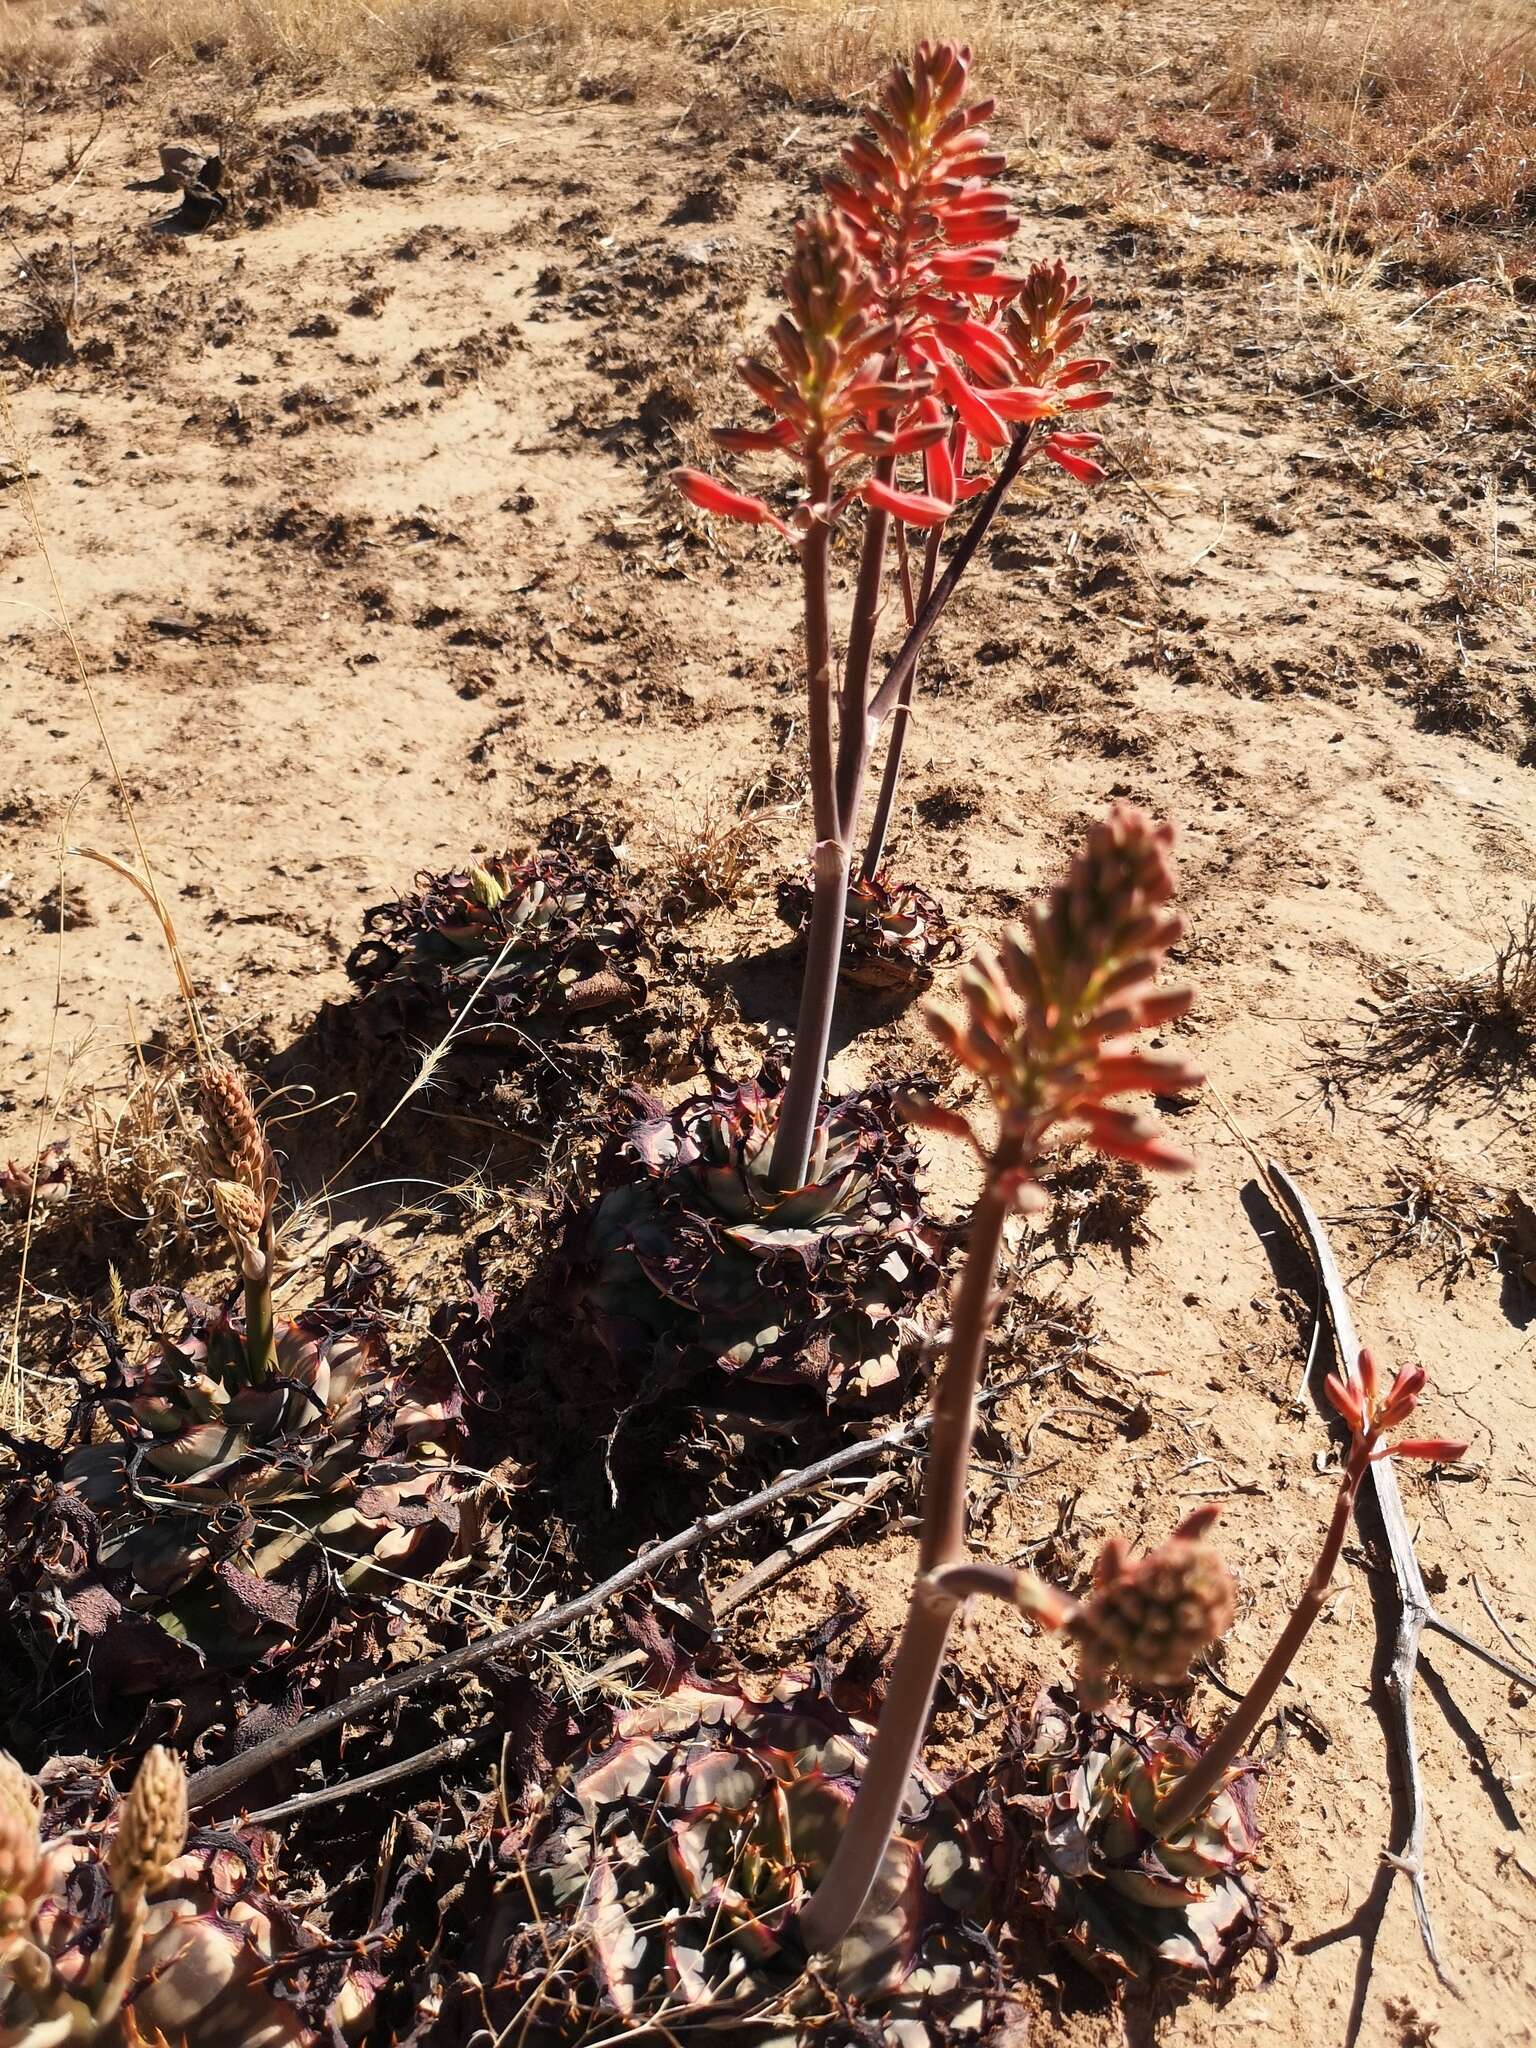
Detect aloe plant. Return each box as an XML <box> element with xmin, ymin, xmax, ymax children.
<box><xmin>349</xmin><ymin>816</ymin><xmax>649</xmax><ymax>1049</ymax></box>
<box><xmin>575</xmin><ymin>1071</ymin><xmax>943</xmax><ymax>1404</ymax></box>
<box><xmin>778</xmin><ymin>867</ymin><xmax>962</xmax><ymax>990</ymax></box>
<box><xmin>438</xmin><ymin>1677</ymin><xmax>994</xmax><ymax>2045</ymax></box>
<box><xmin>0</xmin><ymin>1065</ymin><xmax>482</xmax><ymax>1726</ymax></box>
<box><xmin>0</xmin><ymin>1746</ymin><xmax>374</xmax><ymax>2045</ymax></box>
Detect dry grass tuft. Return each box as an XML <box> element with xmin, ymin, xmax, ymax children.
<box><xmin>71</xmin><ymin>1055</ymin><xmax>214</xmax><ymax>1266</ymax></box>
<box><xmin>1329</xmin><ymin>907</ymin><xmax>1536</xmax><ymax>1115</ymax></box>
<box><xmin>0</xmin><ymin>0</ymin><xmax>1054</xmax><ymax>100</ymax></box>
<box><xmin>655</xmin><ymin>788</ymin><xmax>765</xmax><ymax>919</ymax></box>
<box><xmin>1044</xmin><ymin>1150</ymin><xmax>1153</xmax><ymax>1268</ymax></box>
<box><xmin>1439</xmin><ymin>482</ymin><xmax>1536</xmax><ymax>619</ymax></box>
<box><xmin>1341</xmin><ymin>1157</ymin><xmax>1513</xmax><ymax>1293</ymax></box>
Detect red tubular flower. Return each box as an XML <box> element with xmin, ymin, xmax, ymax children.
<box><xmin>919</xmin><ymin>805</ymin><xmax>1201</xmax><ymax>1185</ymax></box>
<box><xmin>673</xmin><ymin>468</ymin><xmax>793</xmax><ymax>535</ymax></box>
<box><xmin>861</xmin><ymin>477</ymin><xmax>953</xmax><ymax>526</ymax></box>
<box><xmin>1326</xmin><ymin>1348</ymin><xmax>1467</xmax><ymax>1467</ymax></box>
<box><xmin>679</xmin><ymin>49</ymin><xmax>1113</xmax><ymax>541</ymax></box>
<box><xmin>1043</xmin><ymin>441</ymin><xmax>1108</xmax><ymax>484</ymax></box>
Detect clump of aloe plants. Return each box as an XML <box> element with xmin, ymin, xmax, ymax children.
<box><xmin>526</xmin><ymin>801</ymin><xmax>1470</xmax><ymax>2028</ymax></box>
<box><xmin>579</xmin><ymin>42</ymin><xmax>1109</xmax><ymax>1393</ymax></box>
<box><xmin>0</xmin><ymin>1744</ymin><xmax>374</xmax><ymax>2044</ymax></box>
<box><xmin>439</xmin><ymin>1675</ymin><xmax>995</xmax><ymax>2044</ymax></box>
<box><xmin>0</xmin><ymin>1061</ymin><xmax>484</xmax><ymax>1731</ymax></box>
<box><xmin>447</xmin><ymin>806</ymin><xmax>1238</xmax><ymax>2039</ymax></box>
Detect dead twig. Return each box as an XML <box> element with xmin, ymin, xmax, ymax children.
<box><xmin>224</xmin><ymin>1470</ymin><xmax>904</xmax><ymax>1832</ymax></box>
<box><xmin>1268</xmin><ymin>1158</ymin><xmax>1536</xmax><ymax>1987</ymax></box>
<box><xmin>714</xmin><ymin>1470</ymin><xmax>901</xmax><ymax>1614</ymax></box>
<box><xmin>243</xmin><ymin>1735</ymin><xmax>474</xmax><ymax>1826</ymax></box>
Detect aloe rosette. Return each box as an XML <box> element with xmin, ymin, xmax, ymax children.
<box><xmin>446</xmin><ymin>1677</ymin><xmax>993</xmax><ymax>2046</ymax></box>
<box><xmin>998</xmin><ymin>1687</ymin><xmax>1263</xmax><ymax>1986</ymax></box>
<box><xmin>573</xmin><ymin>1073</ymin><xmax>945</xmax><ymax>1403</ymax></box>
<box><xmin>2</xmin><ymin>1759</ymin><xmax>375</xmax><ymax>2047</ymax></box>
<box><xmin>779</xmin><ymin>869</ymin><xmax>962</xmax><ymax>991</ymax></box>
<box><xmin>1</xmin><ymin>1268</ymin><xmax>479</xmax><ymax>1710</ymax></box>
<box><xmin>348</xmin><ymin>822</ymin><xmax>649</xmax><ymax>1049</ymax></box>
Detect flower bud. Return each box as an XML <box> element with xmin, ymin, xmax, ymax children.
<box><xmin>199</xmin><ymin>1060</ymin><xmax>273</xmax><ymax>1201</ymax></box>
<box><xmin>108</xmin><ymin>1746</ymin><xmax>188</xmax><ymax>1899</ymax></box>
<box><xmin>1072</xmin><ymin>1524</ymin><xmax>1236</xmax><ymax>1709</ymax></box>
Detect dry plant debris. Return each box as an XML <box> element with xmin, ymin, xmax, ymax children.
<box><xmin>1325</xmin><ymin>906</ymin><xmax>1536</xmax><ymax>1116</ymax></box>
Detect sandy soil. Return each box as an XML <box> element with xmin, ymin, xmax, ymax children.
<box><xmin>2</xmin><ymin>17</ymin><xmax>1534</xmax><ymax>2048</ymax></box>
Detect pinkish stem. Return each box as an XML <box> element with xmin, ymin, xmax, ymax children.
<box><xmin>799</xmin><ymin>1133</ymin><xmax>1024</xmax><ymax>1955</ymax></box>
<box><xmin>1152</xmin><ymin>1439</ymin><xmax>1371</xmax><ymax>1837</ymax></box>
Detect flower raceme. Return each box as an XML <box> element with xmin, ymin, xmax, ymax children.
<box><xmin>673</xmin><ymin>42</ymin><xmax>1113</xmax><ymax>540</ymax></box>
<box><xmin>1326</xmin><ymin>1349</ymin><xmax>1467</xmax><ymax>1469</ymax></box>
<box><xmin>911</xmin><ymin>804</ymin><xmax>1200</xmax><ymax>1190</ymax></box>
<box><xmin>961</xmin><ymin>1505</ymin><xmax>1239</xmax><ymax>1708</ymax></box>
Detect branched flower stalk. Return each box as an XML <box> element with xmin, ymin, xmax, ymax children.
<box><xmin>1149</xmin><ymin>1347</ymin><xmax>1466</xmax><ymax>1840</ymax></box>
<box><xmin>800</xmin><ymin>804</ymin><xmax>1205</xmax><ymax>1954</ymax></box>
<box><xmin>676</xmin><ymin>43</ymin><xmax>1111</xmax><ymax>1191</ymax></box>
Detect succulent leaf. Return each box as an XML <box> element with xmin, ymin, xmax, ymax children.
<box><xmin>437</xmin><ymin>1678</ymin><xmax>994</xmax><ymax>2044</ymax></box>
<box><xmin>780</xmin><ymin>868</ymin><xmax>963</xmax><ymax>990</ymax></box>
<box><xmin>1</xmin><ymin>1262</ymin><xmax>487</xmax><ymax>1731</ymax></box>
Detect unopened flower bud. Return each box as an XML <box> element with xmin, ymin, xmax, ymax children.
<box><xmin>108</xmin><ymin>1746</ymin><xmax>188</xmax><ymax>1899</ymax></box>
<box><xmin>199</xmin><ymin>1061</ymin><xmax>272</xmax><ymax>1201</ymax></box>
<box><xmin>467</xmin><ymin>863</ymin><xmax>507</xmax><ymax>911</ymax></box>
<box><xmin>1072</xmin><ymin>1519</ymin><xmax>1236</xmax><ymax>1709</ymax></box>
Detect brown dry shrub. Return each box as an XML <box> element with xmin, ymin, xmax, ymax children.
<box><xmin>1217</xmin><ymin>1</ymin><xmax>1536</xmax><ymax>282</ymax></box>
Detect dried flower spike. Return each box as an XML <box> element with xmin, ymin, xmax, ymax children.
<box><xmin>208</xmin><ymin>1177</ymin><xmax>265</xmax><ymax>1276</ymax></box>
<box><xmin>107</xmin><ymin>1746</ymin><xmax>187</xmax><ymax>1899</ymax></box>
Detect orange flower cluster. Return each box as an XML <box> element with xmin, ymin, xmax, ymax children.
<box><xmin>675</xmin><ymin>41</ymin><xmax>1112</xmax><ymax>536</ymax></box>
<box><xmin>915</xmin><ymin>803</ymin><xmax>1200</xmax><ymax>1185</ymax></box>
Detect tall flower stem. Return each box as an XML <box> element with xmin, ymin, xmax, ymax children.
<box><xmin>769</xmin><ymin>427</ymin><xmax>1039</xmax><ymax>1192</ymax></box>
<box><xmin>799</xmin><ymin>1135</ymin><xmax>1024</xmax><ymax>1955</ymax></box>
<box><xmin>797</xmin><ymin>806</ymin><xmax>1199</xmax><ymax>1957</ymax></box>
<box><xmin>243</xmin><ymin>1214</ymin><xmax>278</xmax><ymax>1384</ymax></box>
<box><xmin>769</xmin><ymin>464</ymin><xmax>846</xmax><ymax>1194</ymax></box>
<box><xmin>1153</xmin><ymin>1346</ymin><xmax>1465</xmax><ymax>1839</ymax></box>
<box><xmin>861</xmin><ymin>525</ymin><xmax>939</xmax><ymax>881</ymax></box>
<box><xmin>1152</xmin><ymin>1442</ymin><xmax>1367</xmax><ymax>1838</ymax></box>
